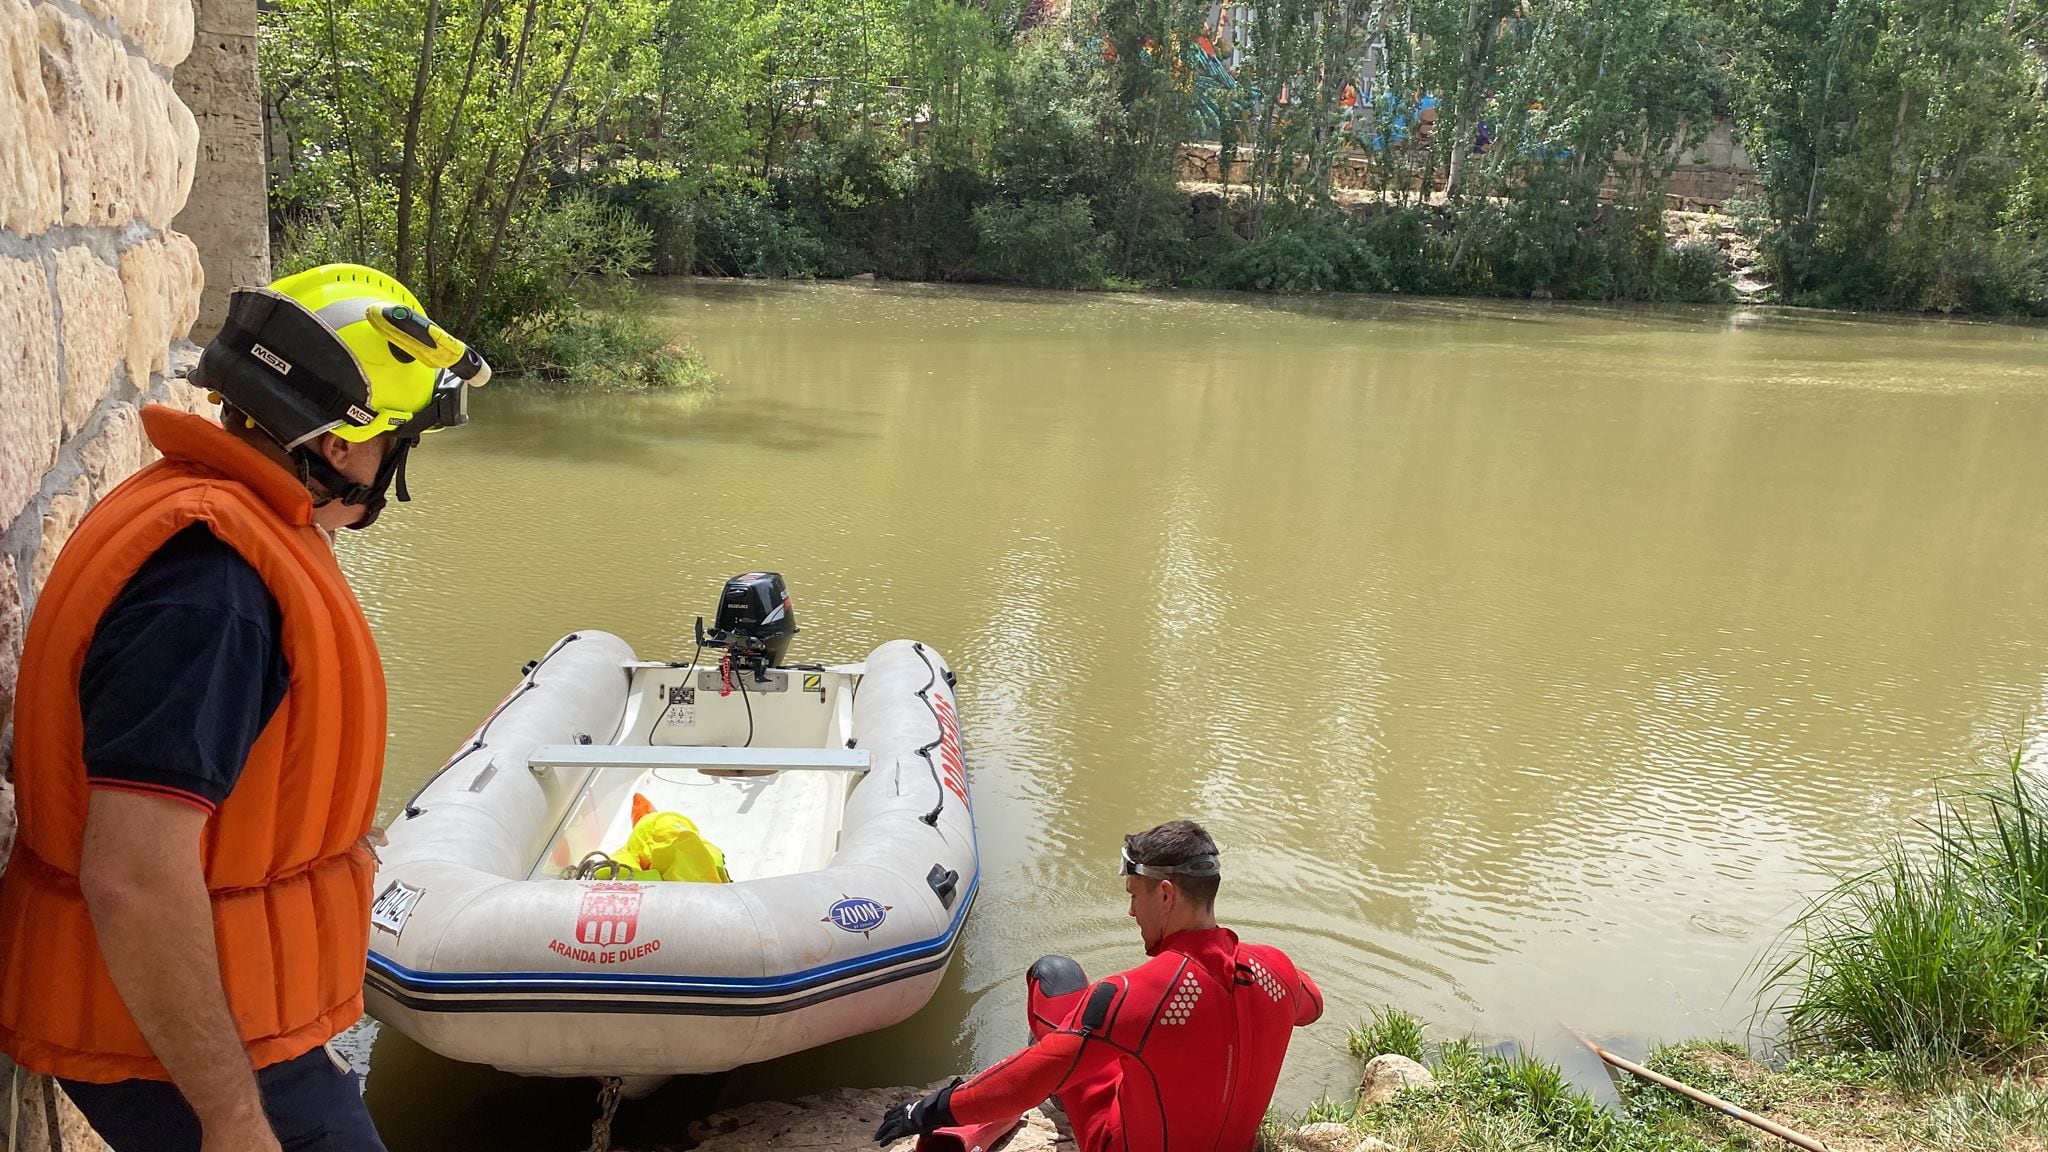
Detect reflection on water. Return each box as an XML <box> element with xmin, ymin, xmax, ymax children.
<box><xmin>343</xmin><ymin>282</ymin><xmax>2048</xmax><ymax>1149</ymax></box>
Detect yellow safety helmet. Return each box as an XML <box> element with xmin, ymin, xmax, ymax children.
<box><xmin>196</xmin><ymin>263</ymin><xmax>490</xmax><ymax>527</ymax></box>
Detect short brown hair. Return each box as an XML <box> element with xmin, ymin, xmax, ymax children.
<box><xmin>1125</xmin><ymin>819</ymin><xmax>1220</xmax><ymax>907</ymax></box>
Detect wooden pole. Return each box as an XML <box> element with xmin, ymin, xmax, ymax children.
<box><xmin>1562</xmin><ymin>1025</ymin><xmax>1831</xmax><ymax>1152</ymax></box>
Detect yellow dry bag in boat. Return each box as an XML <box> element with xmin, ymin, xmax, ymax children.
<box><xmin>611</xmin><ymin>810</ymin><xmax>731</xmax><ymax>883</ymax></box>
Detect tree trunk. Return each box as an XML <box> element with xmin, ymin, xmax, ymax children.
<box><xmin>1444</xmin><ymin>0</ymin><xmax>1500</xmax><ymax>199</ymax></box>
<box><xmin>423</xmin><ymin>0</ymin><xmax>501</xmax><ymax>301</ymax></box>
<box><xmin>319</xmin><ymin>0</ymin><xmax>370</xmax><ymax>259</ymax></box>
<box><xmin>395</xmin><ymin>0</ymin><xmax>443</xmax><ymax>283</ymax></box>
<box><xmin>460</xmin><ymin>0</ymin><xmax>598</xmax><ymax>332</ymax></box>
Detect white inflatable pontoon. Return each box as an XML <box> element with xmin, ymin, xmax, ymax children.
<box><xmin>363</xmin><ymin>612</ymin><xmax>976</xmax><ymax>1082</ymax></box>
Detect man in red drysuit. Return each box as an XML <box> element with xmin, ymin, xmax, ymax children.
<box><xmin>876</xmin><ymin>820</ymin><xmax>1323</xmax><ymax>1152</ymax></box>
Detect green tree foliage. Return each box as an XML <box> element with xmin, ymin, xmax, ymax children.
<box><xmin>1716</xmin><ymin>0</ymin><xmax>2048</xmax><ymax>311</ymax></box>
<box><xmin>264</xmin><ymin>0</ymin><xmax>684</xmax><ymax>376</ymax></box>
<box><xmin>266</xmin><ymin>0</ymin><xmax>2048</xmax><ymax>327</ymax></box>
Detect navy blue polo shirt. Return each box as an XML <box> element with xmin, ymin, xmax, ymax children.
<box><xmin>79</xmin><ymin>524</ymin><xmax>291</xmax><ymax>812</ymax></box>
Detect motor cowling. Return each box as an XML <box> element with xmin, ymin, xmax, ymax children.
<box><xmin>711</xmin><ymin>572</ymin><xmax>797</xmax><ymax>672</ymax></box>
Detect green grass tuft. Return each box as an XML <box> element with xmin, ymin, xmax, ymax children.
<box><xmin>1349</xmin><ymin>1004</ymin><xmax>1429</xmax><ymax>1063</ymax></box>
<box><xmin>1922</xmin><ymin>1077</ymin><xmax>2048</xmax><ymax>1151</ymax></box>
<box><xmin>1762</xmin><ymin>748</ymin><xmax>2048</xmax><ymax>1084</ymax></box>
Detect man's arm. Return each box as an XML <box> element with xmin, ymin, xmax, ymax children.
<box><xmin>877</xmin><ymin>980</ymin><xmax>1128</xmax><ymax>1141</ymax></box>
<box><xmin>945</xmin><ymin>980</ymin><xmax>1127</xmax><ymax>1127</ymax></box>
<box><xmin>1292</xmin><ymin>967</ymin><xmax>1324</xmax><ymax>1026</ymax></box>
<box><xmin>78</xmin><ymin>790</ymin><xmax>281</xmax><ymax>1152</ymax></box>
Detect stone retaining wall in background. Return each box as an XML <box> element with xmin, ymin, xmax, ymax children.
<box><xmin>0</xmin><ymin>0</ymin><xmax>239</xmax><ymax>1143</ymax></box>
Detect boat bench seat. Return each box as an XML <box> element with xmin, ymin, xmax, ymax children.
<box><xmin>527</xmin><ymin>745</ymin><xmax>873</xmax><ymax>773</ymax></box>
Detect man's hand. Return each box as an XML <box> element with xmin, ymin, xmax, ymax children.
<box><xmin>873</xmin><ymin>1080</ymin><xmax>958</xmax><ymax>1144</ymax></box>
<box><xmin>79</xmin><ymin>790</ymin><xmax>276</xmax><ymax>1149</ymax></box>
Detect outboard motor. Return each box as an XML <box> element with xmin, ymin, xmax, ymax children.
<box><xmin>696</xmin><ymin>572</ymin><xmax>797</xmax><ymax>678</ymax></box>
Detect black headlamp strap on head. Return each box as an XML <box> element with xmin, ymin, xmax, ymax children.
<box><xmin>290</xmin><ymin>432</ymin><xmax>420</xmax><ymax>532</ymax></box>
<box><xmin>1120</xmin><ymin>844</ymin><xmax>1222</xmax><ymax>880</ymax></box>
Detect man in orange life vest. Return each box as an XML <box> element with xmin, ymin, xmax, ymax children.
<box><xmin>0</xmin><ymin>265</ymin><xmax>489</xmax><ymax>1152</ymax></box>
<box><xmin>876</xmin><ymin>820</ymin><xmax>1324</xmax><ymax>1152</ymax></box>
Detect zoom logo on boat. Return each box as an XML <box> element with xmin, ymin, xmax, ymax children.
<box><xmin>824</xmin><ymin>896</ymin><xmax>890</xmax><ymax>937</ymax></box>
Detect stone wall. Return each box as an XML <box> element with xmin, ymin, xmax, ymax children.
<box><xmin>0</xmin><ymin>0</ymin><xmax>218</xmax><ymax>1143</ymax></box>
<box><xmin>171</xmin><ymin>0</ymin><xmax>264</xmax><ymax>339</ymax></box>
<box><xmin>1178</xmin><ymin>118</ymin><xmax>1764</xmax><ymax>209</ymax></box>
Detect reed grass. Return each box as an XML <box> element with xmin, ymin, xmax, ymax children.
<box><xmin>1763</xmin><ymin>749</ymin><xmax>2048</xmax><ymax>1083</ymax></box>
<box><xmin>1348</xmin><ymin>1005</ymin><xmax>1429</xmax><ymax>1064</ymax></box>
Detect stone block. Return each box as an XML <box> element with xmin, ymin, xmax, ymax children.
<box><xmin>5</xmin><ymin>1068</ymin><xmax>114</xmax><ymax>1150</ymax></box>
<box><xmin>38</xmin><ymin>6</ymin><xmax>136</xmax><ymax>227</ymax></box>
<box><xmin>70</xmin><ymin>0</ymin><xmax>132</xmax><ymax>40</ymax></box>
<box><xmin>162</xmin><ymin>228</ymin><xmax>203</xmax><ymax>341</ymax></box>
<box><xmin>80</xmin><ymin>401</ymin><xmax>148</xmax><ymax>499</ymax></box>
<box><xmin>171</xmin><ymin>0</ymin><xmax>268</xmax><ymax>340</ymax></box>
<box><xmin>0</xmin><ymin>552</ymin><xmax>21</xmax><ymax>766</ymax></box>
<box><xmin>162</xmin><ymin>375</ymin><xmax>217</xmax><ymax>416</ymax></box>
<box><xmin>55</xmin><ymin>245</ymin><xmax>127</xmax><ymax>436</ymax></box>
<box><xmin>0</xmin><ymin>773</ymin><xmax>14</xmax><ymax>866</ymax></box>
<box><xmin>72</xmin><ymin>0</ymin><xmax>190</xmax><ymax>68</ymax></box>
<box><xmin>114</xmin><ymin>232</ymin><xmax>203</xmax><ymax>391</ymax></box>
<box><xmin>1359</xmin><ymin>1053</ymin><xmax>1435</xmax><ymax>1106</ymax></box>
<box><xmin>119</xmin><ymin>235</ymin><xmax>166</xmax><ymax>383</ymax></box>
<box><xmin>129</xmin><ymin>55</ymin><xmax>198</xmax><ymax>228</ymax></box>
<box><xmin>0</xmin><ymin>254</ymin><xmax>61</xmax><ymax>527</ymax></box>
<box><xmin>32</xmin><ymin>473</ymin><xmax>90</xmax><ymax>596</ymax></box>
<box><xmin>147</xmin><ymin>0</ymin><xmax>194</xmax><ymax>68</ymax></box>
<box><xmin>0</xmin><ymin>0</ymin><xmax>60</xmax><ymax>235</ymax></box>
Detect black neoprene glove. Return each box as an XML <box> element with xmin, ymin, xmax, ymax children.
<box><xmin>873</xmin><ymin>1079</ymin><xmax>959</xmax><ymax>1143</ymax></box>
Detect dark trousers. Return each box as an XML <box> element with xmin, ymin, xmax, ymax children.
<box><xmin>60</xmin><ymin>1044</ymin><xmax>387</xmax><ymax>1152</ymax></box>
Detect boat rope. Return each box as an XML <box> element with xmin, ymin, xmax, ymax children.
<box><xmin>585</xmin><ymin>1075</ymin><xmax>624</xmax><ymax>1152</ymax></box>
<box><xmin>407</xmin><ymin>633</ymin><xmax>584</xmax><ymax>814</ymax></box>
<box><xmin>910</xmin><ymin>642</ymin><xmax>947</xmax><ymax>827</ymax></box>
<box><xmin>574</xmin><ymin>852</ymin><xmax>634</xmax><ymax>881</ymax></box>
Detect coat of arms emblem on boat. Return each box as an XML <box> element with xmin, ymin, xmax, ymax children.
<box><xmin>575</xmin><ymin>882</ymin><xmax>643</xmax><ymax>946</ymax></box>
<box><xmin>824</xmin><ymin>896</ymin><xmax>890</xmax><ymax>937</ymax></box>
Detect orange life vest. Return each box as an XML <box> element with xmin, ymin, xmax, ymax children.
<box><xmin>0</xmin><ymin>406</ymin><xmax>386</xmax><ymax>1083</ymax></box>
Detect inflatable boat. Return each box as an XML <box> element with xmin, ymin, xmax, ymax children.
<box><xmin>362</xmin><ymin>574</ymin><xmax>977</xmax><ymax>1082</ymax></box>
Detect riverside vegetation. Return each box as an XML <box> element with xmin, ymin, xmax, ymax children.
<box><xmin>259</xmin><ymin>0</ymin><xmax>2048</xmax><ymax>383</ymax></box>
<box><xmin>1272</xmin><ymin>752</ymin><xmax>2048</xmax><ymax>1152</ymax></box>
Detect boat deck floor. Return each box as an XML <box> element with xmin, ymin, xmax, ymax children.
<box><xmin>542</xmin><ymin>760</ymin><xmax>850</xmax><ymax>882</ymax></box>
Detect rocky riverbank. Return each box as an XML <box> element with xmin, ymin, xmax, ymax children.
<box><xmin>616</xmin><ymin>1031</ymin><xmax>2032</xmax><ymax>1152</ymax></box>
<box><xmin>660</xmin><ymin>1083</ymin><xmax>1067</xmax><ymax>1151</ymax></box>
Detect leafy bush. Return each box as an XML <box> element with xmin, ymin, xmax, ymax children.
<box><xmin>498</xmin><ymin>298</ymin><xmax>715</xmax><ymax>391</ymax></box>
<box><xmin>692</xmin><ymin>187</ymin><xmax>835</xmax><ymax>279</ymax></box>
<box><xmin>970</xmin><ymin>196</ymin><xmax>1112</xmax><ymax>288</ymax></box>
<box><xmin>276</xmin><ymin>192</ymin><xmax>677</xmax><ymax>384</ymax></box>
<box><xmin>1655</xmin><ymin>239</ymin><xmax>1735</xmax><ymax>303</ymax></box>
<box><xmin>1205</xmin><ymin>210</ymin><xmax>1390</xmax><ymax>294</ymax></box>
<box><xmin>470</xmin><ymin>195</ymin><xmax>654</xmax><ymax>332</ymax></box>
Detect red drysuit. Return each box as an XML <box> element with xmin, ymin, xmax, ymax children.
<box><xmin>946</xmin><ymin>928</ymin><xmax>1323</xmax><ymax>1152</ymax></box>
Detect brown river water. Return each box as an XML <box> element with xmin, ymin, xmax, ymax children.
<box><xmin>337</xmin><ymin>281</ymin><xmax>2048</xmax><ymax>1149</ymax></box>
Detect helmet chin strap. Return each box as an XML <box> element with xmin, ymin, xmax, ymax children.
<box><xmin>293</xmin><ymin>435</ymin><xmax>419</xmax><ymax>531</ymax></box>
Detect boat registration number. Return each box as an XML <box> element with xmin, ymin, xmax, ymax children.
<box><xmin>370</xmin><ymin>880</ymin><xmax>425</xmax><ymax>937</ymax></box>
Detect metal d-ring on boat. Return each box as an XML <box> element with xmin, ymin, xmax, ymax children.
<box><xmin>361</xmin><ymin>574</ymin><xmax>977</xmax><ymax>1086</ymax></box>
